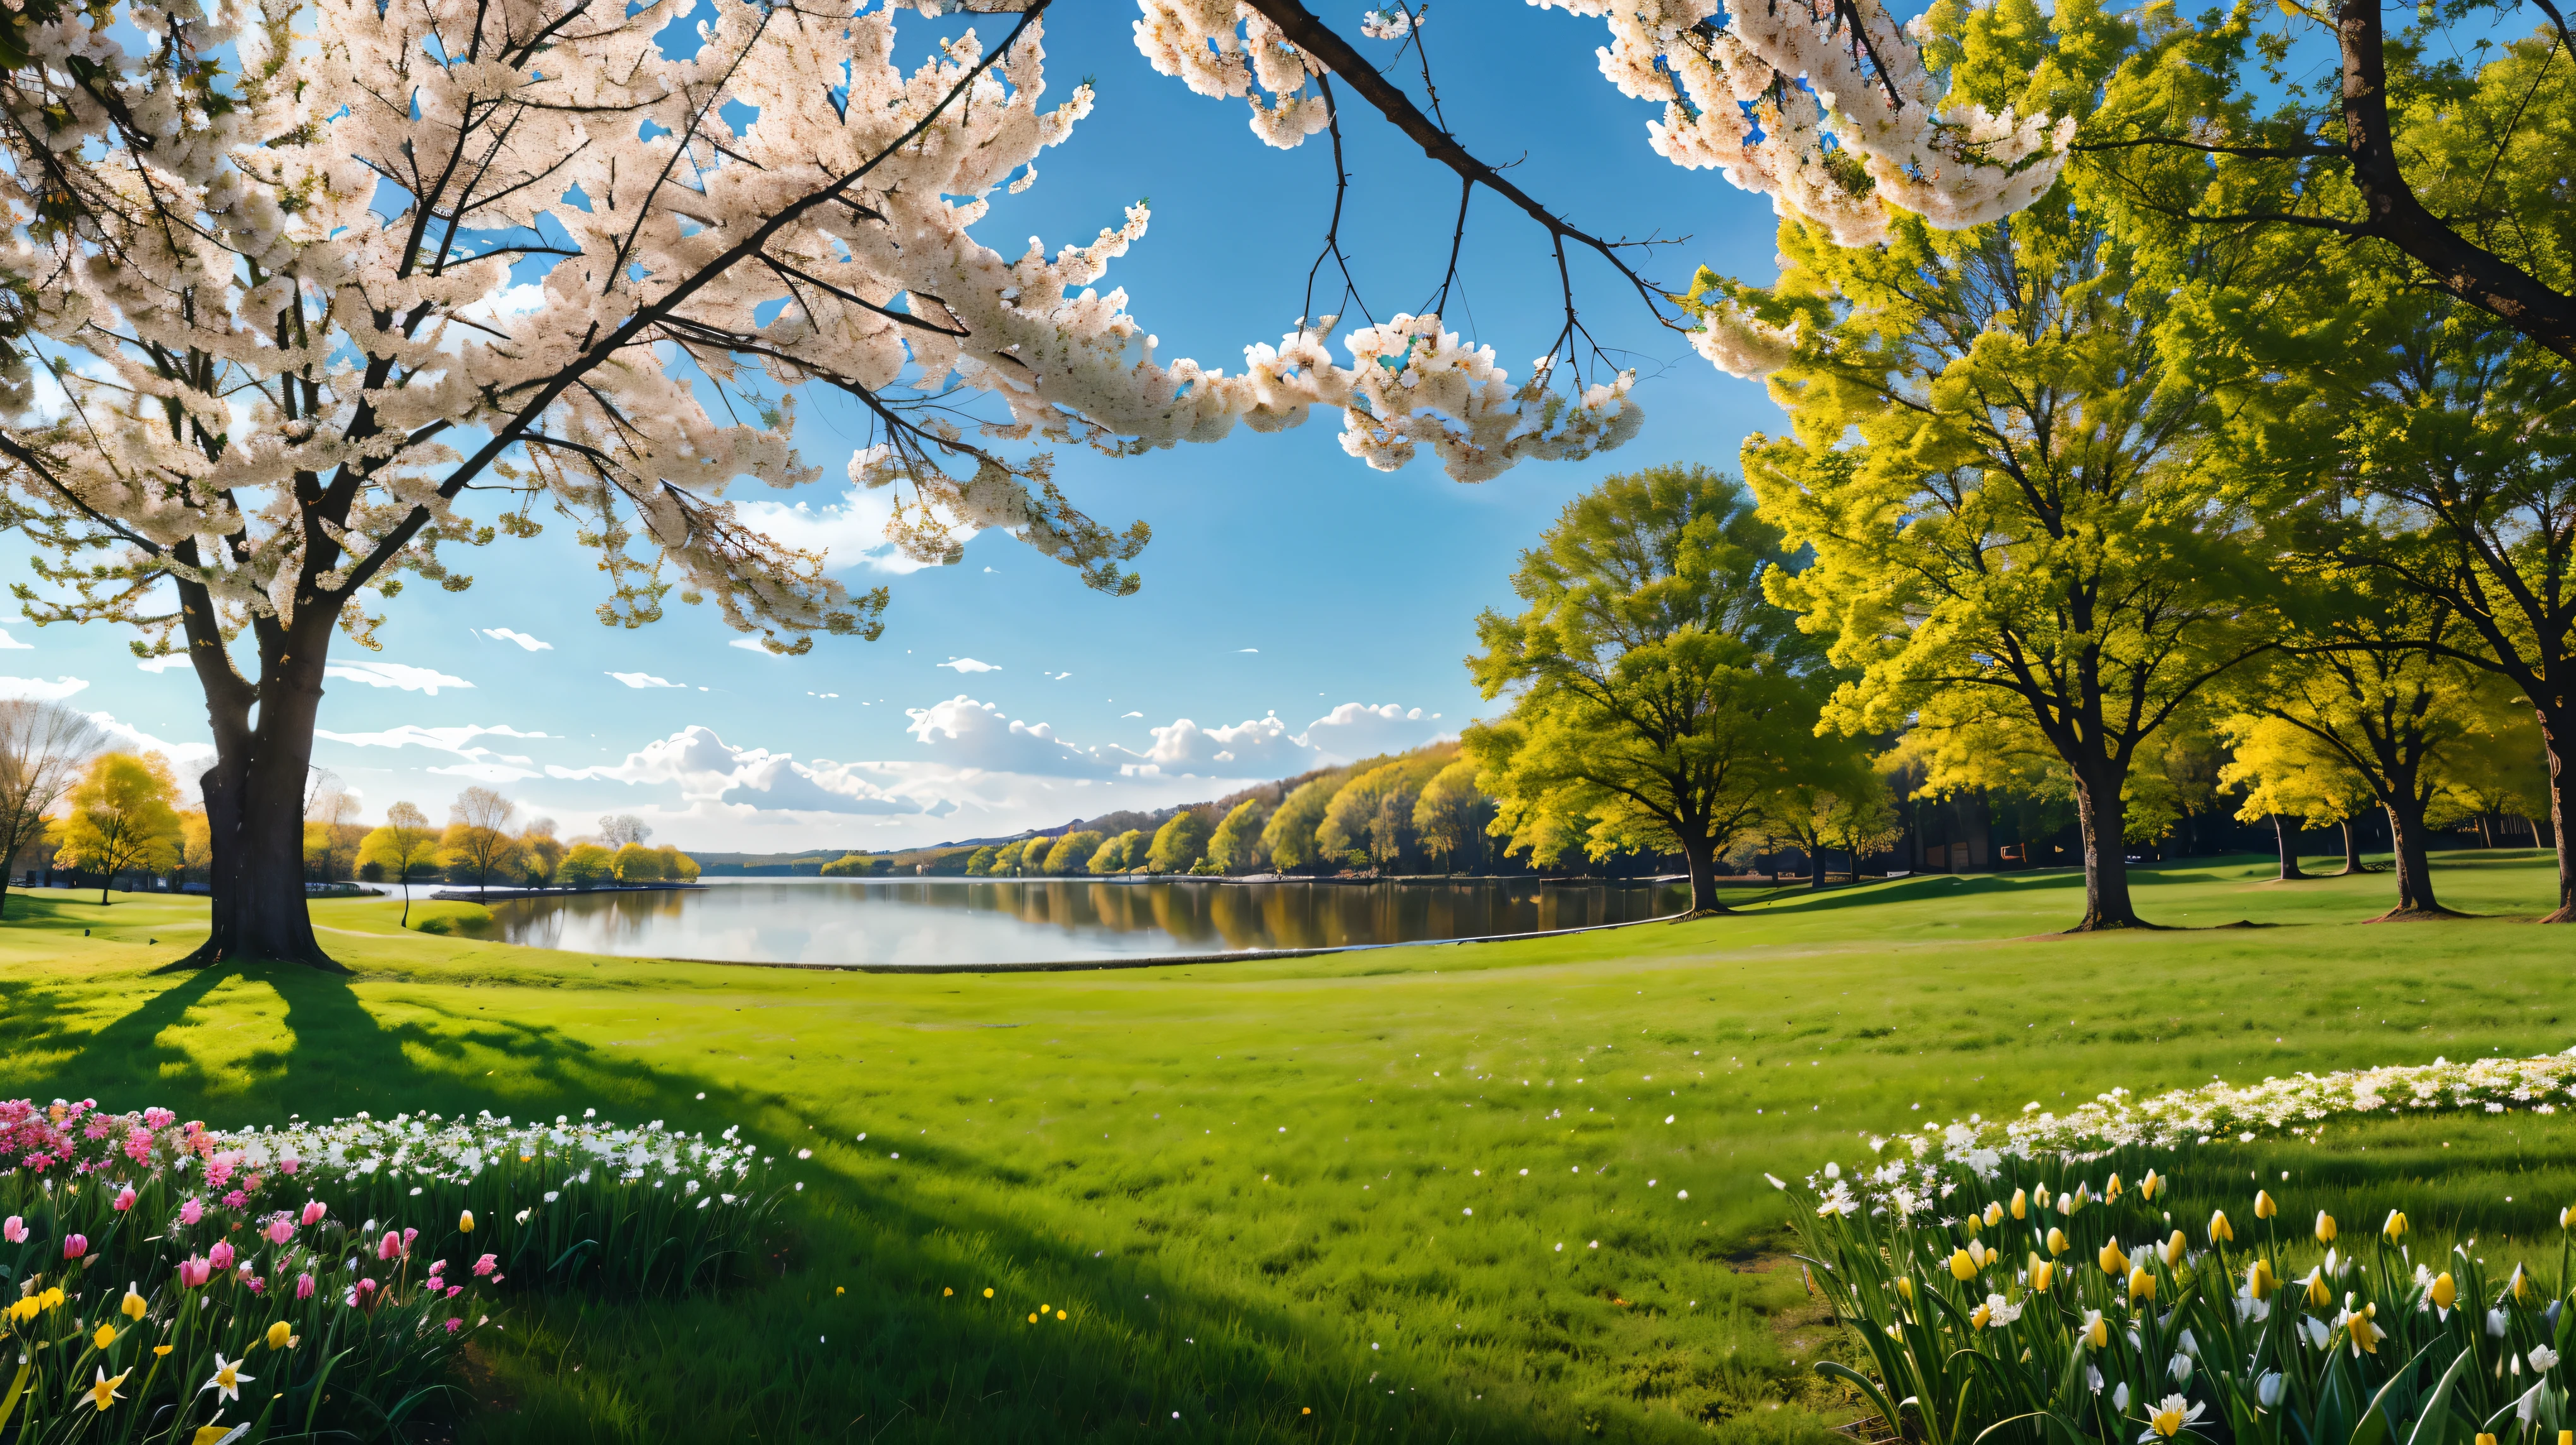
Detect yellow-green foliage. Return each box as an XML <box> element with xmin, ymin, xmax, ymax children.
<box><xmin>405</xmin><ymin>899</ymin><xmax>492</xmax><ymax>935</ymax></box>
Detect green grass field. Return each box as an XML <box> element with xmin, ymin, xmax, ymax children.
<box><xmin>4</xmin><ymin>850</ymin><xmax>2574</xmax><ymax>1444</ymax></box>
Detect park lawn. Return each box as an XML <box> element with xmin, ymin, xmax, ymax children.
<box><xmin>3</xmin><ymin>850</ymin><xmax>2575</xmax><ymax>1444</ymax></box>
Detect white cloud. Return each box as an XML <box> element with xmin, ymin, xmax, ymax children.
<box><xmin>428</xmin><ymin>762</ymin><xmax>542</xmax><ymax>782</ymax></box>
<box><xmin>937</xmin><ymin>657</ymin><xmax>1001</xmax><ymax>673</ymax></box>
<box><xmin>905</xmin><ymin>695</ymin><xmax>1111</xmax><ymax>777</ymax></box>
<box><xmin>480</xmin><ymin>628</ymin><xmax>553</xmax><ymax>652</ymax></box>
<box><xmin>1121</xmin><ymin>711</ymin><xmax>1143</xmax><ymax>718</ymax></box>
<box><xmin>0</xmin><ymin>628</ymin><xmax>31</xmax><ymax>651</ymax></box>
<box><xmin>608</xmin><ymin>671</ymin><xmax>685</xmax><ymax>689</ymax></box>
<box><xmin>729</xmin><ymin>637</ymin><xmax>778</xmax><ymax>655</ymax></box>
<box><xmin>1303</xmin><ymin>702</ymin><xmax>1445</xmax><ymax>762</ymax></box>
<box><xmin>137</xmin><ymin>655</ymin><xmax>193</xmax><ymax>673</ymax></box>
<box><xmin>326</xmin><ymin>661</ymin><xmax>472</xmax><ymax>695</ymax></box>
<box><xmin>316</xmin><ymin>722</ymin><xmax>550</xmax><ymax>764</ymax></box>
<box><xmin>87</xmin><ymin>712</ymin><xmax>215</xmax><ymax>769</ymax></box>
<box><xmin>547</xmin><ymin>724</ymin><xmax>916</xmax><ymax>816</ymax></box>
<box><xmin>1130</xmin><ymin>712</ymin><xmax>1324</xmax><ymax>777</ymax></box>
<box><xmin>1236</xmin><ymin>648</ymin><xmax>1258</xmax><ymax>654</ymax></box>
<box><xmin>0</xmin><ymin>676</ymin><xmax>91</xmax><ymax>702</ymax></box>
<box><xmin>730</xmin><ymin>486</ymin><xmax>944</xmax><ymax>576</ymax></box>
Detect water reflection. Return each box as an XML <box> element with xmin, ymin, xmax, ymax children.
<box><xmin>456</xmin><ymin>876</ymin><xmax>1688</xmax><ymax>967</ymax></box>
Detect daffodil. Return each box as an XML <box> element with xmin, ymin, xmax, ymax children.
<box><xmin>2140</xmin><ymin>1170</ymin><xmax>2162</xmax><ymax>1201</ymax></box>
<box><xmin>2130</xmin><ymin>1266</ymin><xmax>2157</xmax><ymax>1302</ymax></box>
<box><xmin>2047</xmin><ymin>1228</ymin><xmax>2070</xmax><ymax>1257</ymax></box>
<box><xmin>2304</xmin><ymin>1268</ymin><xmax>2331</xmax><ymax>1307</ymax></box>
<box><xmin>83</xmin><ymin>1367</ymin><xmax>131</xmax><ymax>1412</ymax></box>
<box><xmin>1950</xmin><ymin>1249</ymin><xmax>1978</xmax><ymax>1282</ymax></box>
<box><xmin>2162</xmin><ymin>1231</ymin><xmax>2186</xmax><ymax>1266</ymax></box>
<box><xmin>2140</xmin><ymin>1392</ymin><xmax>2207</xmax><ymax>1441</ymax></box>
<box><xmin>2099</xmin><ymin>1241</ymin><xmax>2129</xmax><ymax>1278</ymax></box>
<box><xmin>2383</xmin><ymin>1210</ymin><xmax>2407</xmax><ymax>1241</ymax></box>
<box><xmin>201</xmin><ymin>1353</ymin><xmax>255</xmax><ymax>1404</ymax></box>
<box><xmin>2030</xmin><ymin>1259</ymin><xmax>2056</xmax><ymax>1292</ymax></box>
<box><xmin>1971</xmin><ymin>1300</ymin><xmax>1992</xmax><ymax>1329</ymax></box>
<box><xmin>2255</xmin><ymin>1190</ymin><xmax>2277</xmax><ymax>1220</ymax></box>
<box><xmin>2245</xmin><ymin>1259</ymin><xmax>2277</xmax><ymax>1300</ymax></box>
<box><xmin>92</xmin><ymin>1323</ymin><xmax>117</xmax><ymax>1350</ymax></box>
<box><xmin>2082</xmin><ymin>1309</ymin><xmax>2108</xmax><ymax>1349</ymax></box>
<box><xmin>2106</xmin><ymin>1173</ymin><xmax>2125</xmax><ymax>1201</ymax></box>
<box><xmin>2011</xmin><ymin>1189</ymin><xmax>2028</xmax><ymax>1221</ymax></box>
<box><xmin>2510</xmin><ymin>1264</ymin><xmax>2532</xmax><ymax>1302</ymax></box>
<box><xmin>1983</xmin><ymin>1202</ymin><xmax>2003</xmax><ymax>1228</ymax></box>
<box><xmin>121</xmin><ymin>1284</ymin><xmax>146</xmax><ymax>1320</ymax></box>
<box><xmin>192</xmin><ymin>1420</ymin><xmax>239</xmax><ymax>1445</ymax></box>
<box><xmin>2314</xmin><ymin>1212</ymin><xmax>2337</xmax><ymax>1244</ymax></box>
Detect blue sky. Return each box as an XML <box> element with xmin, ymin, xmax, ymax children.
<box><xmin>2</xmin><ymin>3</ymin><xmax>1793</xmax><ymax>851</ymax></box>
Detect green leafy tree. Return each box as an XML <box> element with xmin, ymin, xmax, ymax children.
<box><xmin>49</xmin><ymin>752</ymin><xmax>182</xmax><ymax>904</ymax></box>
<box><xmin>1820</xmin><ymin>771</ymin><xmax>1905</xmax><ymax>884</ymax></box>
<box><xmin>1464</xmin><ymin>464</ymin><xmax>1837</xmax><ymax>915</ymax></box>
<box><xmin>1041</xmin><ymin>831</ymin><xmax>1104</xmax><ymax>876</ymax></box>
<box><xmin>1261</xmin><ymin>777</ymin><xmax>1339</xmax><ymax>874</ymax></box>
<box><xmin>1318</xmin><ymin>764</ymin><xmax>1422</xmax><ymax>873</ymax></box>
<box><xmin>658</xmin><ymin>846</ymin><xmax>701</xmax><ymax>882</ymax></box>
<box><xmin>1739</xmin><ymin>168</ymin><xmax>2274</xmax><ymax>928</ymax></box>
<box><xmin>1410</xmin><ymin>760</ymin><xmax>1490</xmax><ymax>874</ymax></box>
<box><xmin>357</xmin><ymin>801</ymin><xmax>441</xmax><ymax>925</ymax></box>
<box><xmin>558</xmin><ymin>843</ymin><xmax>616</xmax><ymax>890</ymax></box>
<box><xmin>965</xmin><ymin>846</ymin><xmax>999</xmax><ymax>877</ymax></box>
<box><xmin>1089</xmin><ymin>830</ymin><xmax>1147</xmax><ymax>875</ymax></box>
<box><xmin>1207</xmin><ymin>798</ymin><xmax>1270</xmax><ymax>875</ymax></box>
<box><xmin>611</xmin><ymin>842</ymin><xmax>665</xmax><ymax>883</ymax></box>
<box><xmin>1145</xmin><ymin>812</ymin><xmax>1212</xmax><ymax>875</ymax></box>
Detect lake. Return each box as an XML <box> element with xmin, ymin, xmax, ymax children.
<box><xmin>447</xmin><ymin>876</ymin><xmax>1691</xmax><ymax>968</ymax></box>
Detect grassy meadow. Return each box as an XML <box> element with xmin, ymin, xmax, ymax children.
<box><xmin>4</xmin><ymin>850</ymin><xmax>2574</xmax><ymax>1443</ymax></box>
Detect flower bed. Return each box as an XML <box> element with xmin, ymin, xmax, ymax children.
<box><xmin>2</xmin><ymin>1098</ymin><xmax>791</xmax><ymax>1441</ymax></box>
<box><xmin>1806</xmin><ymin>1052</ymin><xmax>2576</xmax><ymax>1221</ymax></box>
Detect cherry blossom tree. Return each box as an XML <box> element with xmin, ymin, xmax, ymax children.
<box><xmin>0</xmin><ymin>0</ymin><xmax>1647</xmax><ymax>966</ymax></box>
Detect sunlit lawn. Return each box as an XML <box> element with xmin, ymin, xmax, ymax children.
<box><xmin>3</xmin><ymin>849</ymin><xmax>2572</xmax><ymax>1443</ymax></box>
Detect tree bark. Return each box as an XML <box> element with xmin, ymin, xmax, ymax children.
<box><xmin>2068</xmin><ymin>770</ymin><xmax>2149</xmax><ymax>930</ymax></box>
<box><xmin>2375</xmin><ymin>799</ymin><xmax>2454</xmax><ymax>918</ymax></box>
<box><xmin>177</xmin><ymin>601</ymin><xmax>344</xmax><ymax>972</ymax></box>
<box><xmin>2548</xmin><ymin>747</ymin><xmax>2576</xmax><ymax>922</ymax></box>
<box><xmin>2272</xmin><ymin>815</ymin><xmax>2308</xmax><ymax>880</ymax></box>
<box><xmin>2337</xmin><ymin>817</ymin><xmax>2364</xmax><ymax>875</ymax></box>
<box><xmin>1679</xmin><ymin>832</ymin><xmax>1728</xmax><ymax>916</ymax></box>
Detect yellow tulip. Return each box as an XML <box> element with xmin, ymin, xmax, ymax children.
<box><xmin>1896</xmin><ymin>1277</ymin><xmax>1916</xmax><ymax>1304</ymax></box>
<box><xmin>2163</xmin><ymin>1230</ymin><xmax>2187</xmax><ymax>1266</ymax></box>
<box><xmin>265</xmin><ymin>1321</ymin><xmax>292</xmax><ymax>1350</ymax></box>
<box><xmin>1963</xmin><ymin>1214</ymin><xmax>1981</xmax><ymax>1238</ymax></box>
<box><xmin>2106</xmin><ymin>1173</ymin><xmax>2125</xmax><ymax>1201</ymax></box>
<box><xmin>2012</xmin><ymin>1189</ymin><xmax>2029</xmax><ymax>1221</ymax></box>
<box><xmin>153</xmin><ymin>1345</ymin><xmax>172</xmax><ymax>1358</ymax></box>
<box><xmin>2305</xmin><ymin>1268</ymin><xmax>2331</xmax><ymax>1307</ymax></box>
<box><xmin>2476</xmin><ymin>1436</ymin><xmax>2498</xmax><ymax>1445</ymax></box>
<box><xmin>2561</xmin><ymin>1207</ymin><xmax>2576</xmax><ymax>1230</ymax></box>
<box><xmin>459</xmin><ymin>1209</ymin><xmax>476</xmax><ymax>1234</ymax></box>
<box><xmin>2556</xmin><ymin>1432</ymin><xmax>2570</xmax><ymax>1445</ymax></box>
<box><xmin>2140</xmin><ymin>1170</ymin><xmax>2162</xmax><ymax>1201</ymax></box>
<box><xmin>2048</xmin><ymin>1228</ymin><xmax>2070</xmax><ymax>1257</ymax></box>
<box><xmin>2511</xmin><ymin>1266</ymin><xmax>2532</xmax><ymax>1302</ymax></box>
<box><xmin>2209</xmin><ymin>1210</ymin><xmax>2234</xmax><ymax>1245</ymax></box>
<box><xmin>2430</xmin><ymin>1272</ymin><xmax>2457</xmax><ymax>1310</ymax></box>
<box><xmin>92</xmin><ymin>1324</ymin><xmax>116</xmax><ymax>1350</ymax></box>
<box><xmin>2255</xmin><ymin>1190</ymin><xmax>2278</xmax><ymax>1220</ymax></box>
<box><xmin>2315</xmin><ymin>1212</ymin><xmax>2337</xmax><ymax>1244</ymax></box>
<box><xmin>2246</xmin><ymin>1259</ymin><xmax>2277</xmax><ymax>1300</ymax></box>
<box><xmin>1971</xmin><ymin>1301</ymin><xmax>1993</xmax><ymax>1329</ymax></box>
<box><xmin>2083</xmin><ymin>1311</ymin><xmax>2108</xmax><ymax>1349</ymax></box>
<box><xmin>2350</xmin><ymin>1311</ymin><xmax>2382</xmax><ymax>1354</ymax></box>
<box><xmin>2130</xmin><ymin>1266</ymin><xmax>2157</xmax><ymax>1302</ymax></box>
<box><xmin>2031</xmin><ymin>1259</ymin><xmax>2056</xmax><ymax>1293</ymax></box>
<box><xmin>2382</xmin><ymin>1210</ymin><xmax>2407</xmax><ymax>1241</ymax></box>
<box><xmin>1951</xmin><ymin>1249</ymin><xmax>1979</xmax><ymax>1282</ymax></box>
<box><xmin>2099</xmin><ymin>1241</ymin><xmax>2129</xmax><ymax>1278</ymax></box>
<box><xmin>1984</xmin><ymin>1202</ymin><xmax>2004</xmax><ymax>1228</ymax></box>
<box><xmin>2034</xmin><ymin>1184</ymin><xmax>2053</xmax><ymax>1211</ymax></box>
<box><xmin>120</xmin><ymin>1286</ymin><xmax>145</xmax><ymax>1321</ymax></box>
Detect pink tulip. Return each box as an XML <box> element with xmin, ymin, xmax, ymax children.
<box><xmin>445</xmin><ymin>1317</ymin><xmax>463</xmax><ymax>1333</ymax></box>
<box><xmin>377</xmin><ymin>1232</ymin><xmax>403</xmax><ymax>1261</ymax></box>
<box><xmin>61</xmin><ymin>1234</ymin><xmax>86</xmax><ymax>1260</ymax></box>
<box><xmin>179</xmin><ymin>1256</ymin><xmax>212</xmax><ymax>1288</ymax></box>
<box><xmin>112</xmin><ymin>1186</ymin><xmax>136</xmax><ymax>1213</ymax></box>
<box><xmin>2</xmin><ymin>1216</ymin><xmax>23</xmax><ymax>1244</ymax></box>
<box><xmin>179</xmin><ymin>1198</ymin><xmax>203</xmax><ymax>1226</ymax></box>
<box><xmin>265</xmin><ymin>1217</ymin><xmax>294</xmax><ymax>1245</ymax></box>
<box><xmin>295</xmin><ymin>1273</ymin><xmax>314</xmax><ymax>1300</ymax></box>
<box><xmin>357</xmin><ymin>1277</ymin><xmax>378</xmax><ymax>1296</ymax></box>
<box><xmin>222</xmin><ymin>1190</ymin><xmax>246</xmax><ymax>1209</ymax></box>
<box><xmin>446</xmin><ymin>1284</ymin><xmax>463</xmax><ymax>1299</ymax></box>
<box><xmin>280</xmin><ymin>1158</ymin><xmax>299</xmax><ymax>1176</ymax></box>
<box><xmin>472</xmin><ymin>1254</ymin><xmax>498</xmax><ymax>1278</ymax></box>
<box><xmin>244</xmin><ymin>1275</ymin><xmax>265</xmax><ymax>1293</ymax></box>
<box><xmin>402</xmin><ymin>1228</ymin><xmax>419</xmax><ymax>1249</ymax></box>
<box><xmin>299</xmin><ymin>1201</ymin><xmax>326</xmax><ymax>1226</ymax></box>
<box><xmin>208</xmin><ymin>1241</ymin><xmax>234</xmax><ymax>1271</ymax></box>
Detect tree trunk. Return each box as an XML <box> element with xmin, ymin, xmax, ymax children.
<box><xmin>1678</xmin><ymin>832</ymin><xmax>1727</xmax><ymax>916</ymax></box>
<box><xmin>1806</xmin><ymin>842</ymin><xmax>1825</xmax><ymax>889</ymax></box>
<box><xmin>2375</xmin><ymin>800</ymin><xmax>2454</xmax><ymax>919</ymax></box>
<box><xmin>2337</xmin><ymin>818</ymin><xmax>2364</xmax><ymax>876</ymax></box>
<box><xmin>2272</xmin><ymin>815</ymin><xmax>2307</xmax><ymax>880</ymax></box>
<box><xmin>179</xmin><ymin>611</ymin><xmax>344</xmax><ymax>972</ymax></box>
<box><xmin>2547</xmin><ymin>741</ymin><xmax>2576</xmax><ymax>922</ymax></box>
<box><xmin>2069</xmin><ymin>770</ymin><xmax>2149</xmax><ymax>930</ymax></box>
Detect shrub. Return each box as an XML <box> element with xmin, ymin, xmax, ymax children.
<box><xmin>558</xmin><ymin>844</ymin><xmax>614</xmax><ymax>889</ymax></box>
<box><xmin>610</xmin><ymin>842</ymin><xmax>662</xmax><ymax>884</ymax></box>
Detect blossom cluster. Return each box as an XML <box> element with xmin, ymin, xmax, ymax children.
<box><xmin>1793</xmin><ymin>1051</ymin><xmax>2576</xmax><ymax>1218</ymax></box>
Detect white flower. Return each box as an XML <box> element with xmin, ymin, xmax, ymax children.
<box><xmin>2113</xmin><ymin>1382</ymin><xmax>2130</xmax><ymax>1412</ymax></box>
<box><xmin>2137</xmin><ymin>1394</ymin><xmax>2207</xmax><ymax>1442</ymax></box>
<box><xmin>2533</xmin><ymin>1346</ymin><xmax>2561</xmax><ymax>1372</ymax></box>
<box><xmin>2257</xmin><ymin>1372</ymin><xmax>2284</xmax><ymax>1408</ymax></box>
<box><xmin>2303</xmin><ymin>1317</ymin><xmax>2331</xmax><ymax>1350</ymax></box>
<box><xmin>1981</xmin><ymin>1294</ymin><xmax>2022</xmax><ymax>1328</ymax></box>
<box><xmin>2087</xmin><ymin>1366</ymin><xmax>2104</xmax><ymax>1394</ymax></box>
<box><xmin>2491</xmin><ymin>1309</ymin><xmax>2512</xmax><ymax>1338</ymax></box>
<box><xmin>2169</xmin><ymin>1353</ymin><xmax>2192</xmax><ymax>1387</ymax></box>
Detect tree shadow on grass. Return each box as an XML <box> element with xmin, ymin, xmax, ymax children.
<box><xmin>15</xmin><ymin>965</ymin><xmax>1753</xmax><ymax>1445</ymax></box>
